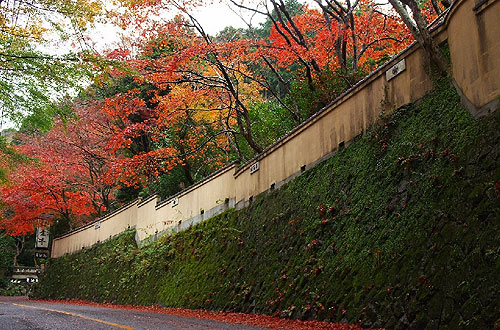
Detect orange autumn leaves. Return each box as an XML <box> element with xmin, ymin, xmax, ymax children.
<box><xmin>263</xmin><ymin>1</ymin><xmax>411</xmax><ymax>84</ymax></box>
<box><xmin>1</xmin><ymin>102</ymin><xmax>118</xmax><ymax>235</ymax></box>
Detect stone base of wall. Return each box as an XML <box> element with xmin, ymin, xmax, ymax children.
<box><xmin>452</xmin><ymin>78</ymin><xmax>500</xmax><ymax>118</ymax></box>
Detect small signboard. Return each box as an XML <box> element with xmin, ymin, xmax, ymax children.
<box><xmin>386</xmin><ymin>59</ymin><xmax>406</xmax><ymax>81</ymax></box>
<box><xmin>171</xmin><ymin>197</ymin><xmax>179</xmax><ymax>207</ymax></box>
<box><xmin>34</xmin><ymin>251</ymin><xmax>49</xmax><ymax>259</ymax></box>
<box><xmin>250</xmin><ymin>161</ymin><xmax>260</xmax><ymax>174</ymax></box>
<box><xmin>11</xmin><ymin>278</ymin><xmax>38</xmax><ymax>284</ymax></box>
<box><xmin>12</xmin><ymin>267</ymin><xmax>40</xmax><ymax>275</ymax></box>
<box><xmin>35</xmin><ymin>227</ymin><xmax>50</xmax><ymax>249</ymax></box>
<box><xmin>11</xmin><ymin>266</ymin><xmax>40</xmax><ymax>283</ymax></box>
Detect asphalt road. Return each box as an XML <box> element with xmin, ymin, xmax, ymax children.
<box><xmin>0</xmin><ymin>297</ymin><xmax>269</xmax><ymax>330</ymax></box>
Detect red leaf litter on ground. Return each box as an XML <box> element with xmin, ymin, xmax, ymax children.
<box><xmin>33</xmin><ymin>299</ymin><xmax>387</xmax><ymax>330</ymax></box>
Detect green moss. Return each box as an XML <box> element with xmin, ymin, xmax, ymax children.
<box><xmin>34</xmin><ymin>80</ymin><xmax>500</xmax><ymax>329</ymax></box>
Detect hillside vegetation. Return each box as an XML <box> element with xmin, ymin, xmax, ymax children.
<box><xmin>34</xmin><ymin>80</ymin><xmax>500</xmax><ymax>329</ymax></box>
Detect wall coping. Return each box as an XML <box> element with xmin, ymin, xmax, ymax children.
<box><xmin>53</xmin><ymin>199</ymin><xmax>139</xmax><ymax>240</ymax></box>
<box><xmin>472</xmin><ymin>0</ymin><xmax>498</xmax><ymax>13</ymax></box>
<box><xmin>155</xmin><ymin>162</ymin><xmax>238</xmax><ymax>210</ymax></box>
<box><xmin>137</xmin><ymin>193</ymin><xmax>158</xmax><ymax>207</ymax></box>
<box><xmin>233</xmin><ymin>45</ymin><xmax>417</xmax><ymax>177</ymax></box>
<box><xmin>53</xmin><ymin>163</ymin><xmax>238</xmax><ymax>240</ymax></box>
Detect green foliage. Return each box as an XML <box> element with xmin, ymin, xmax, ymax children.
<box><xmin>0</xmin><ymin>233</ymin><xmax>15</xmax><ymax>270</ymax></box>
<box><xmin>95</xmin><ymin>75</ymin><xmax>158</xmax><ymax>104</ymax></box>
<box><xmin>0</xmin><ymin>133</ymin><xmax>33</xmax><ymax>187</ymax></box>
<box><xmin>0</xmin><ymin>0</ymin><xmax>104</xmax><ymax>130</ymax></box>
<box><xmin>286</xmin><ymin>79</ymin><xmax>324</xmax><ymax>117</ymax></box>
<box><xmin>234</xmin><ymin>100</ymin><xmax>297</xmax><ymax>160</ymax></box>
<box><xmin>0</xmin><ymin>136</ymin><xmax>20</xmax><ymax>183</ymax></box>
<box><xmin>16</xmin><ymin>235</ymin><xmax>36</xmax><ymax>267</ymax></box>
<box><xmin>0</xmin><ymin>280</ymin><xmax>30</xmax><ymax>296</ymax></box>
<box><xmin>215</xmin><ymin>26</ymin><xmax>247</xmax><ymax>42</ymax></box>
<box><xmin>142</xmin><ymin>167</ymin><xmax>187</xmax><ymax>200</ymax></box>
<box><xmin>285</xmin><ymin>66</ymin><xmax>370</xmax><ymax>118</ymax></box>
<box><xmin>0</xmin><ymin>232</ymin><xmax>33</xmax><ymax>297</ymax></box>
<box><xmin>34</xmin><ymin>81</ymin><xmax>500</xmax><ymax>329</ymax></box>
<box><xmin>0</xmin><ymin>42</ymin><xmax>98</xmax><ymax>130</ymax></box>
<box><xmin>249</xmin><ymin>101</ymin><xmax>296</xmax><ymax>146</ymax></box>
<box><xmin>115</xmin><ymin>185</ymin><xmax>142</xmax><ymax>205</ymax></box>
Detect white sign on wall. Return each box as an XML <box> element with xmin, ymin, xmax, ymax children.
<box><xmin>250</xmin><ymin>161</ymin><xmax>260</xmax><ymax>174</ymax></box>
<box><xmin>35</xmin><ymin>227</ymin><xmax>50</xmax><ymax>249</ymax></box>
<box><xmin>386</xmin><ymin>59</ymin><xmax>406</xmax><ymax>81</ymax></box>
<box><xmin>171</xmin><ymin>197</ymin><xmax>179</xmax><ymax>207</ymax></box>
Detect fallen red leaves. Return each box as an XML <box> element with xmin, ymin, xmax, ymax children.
<box><xmin>32</xmin><ymin>299</ymin><xmax>387</xmax><ymax>330</ymax></box>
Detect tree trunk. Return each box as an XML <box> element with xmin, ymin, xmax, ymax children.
<box><xmin>13</xmin><ymin>236</ymin><xmax>25</xmax><ymax>266</ymax></box>
<box><xmin>389</xmin><ymin>0</ymin><xmax>449</xmax><ymax>76</ymax></box>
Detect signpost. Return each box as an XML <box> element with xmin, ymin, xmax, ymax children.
<box><xmin>35</xmin><ymin>227</ymin><xmax>50</xmax><ymax>249</ymax></box>
<box><xmin>11</xmin><ymin>266</ymin><xmax>40</xmax><ymax>283</ymax></box>
<box><xmin>34</xmin><ymin>226</ymin><xmax>50</xmax><ymax>267</ymax></box>
<box><xmin>7</xmin><ymin>227</ymin><xmax>49</xmax><ymax>289</ymax></box>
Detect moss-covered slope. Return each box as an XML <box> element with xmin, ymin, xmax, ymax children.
<box><xmin>34</xmin><ymin>81</ymin><xmax>500</xmax><ymax>329</ymax></box>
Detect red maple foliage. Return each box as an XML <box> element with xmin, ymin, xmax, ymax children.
<box><xmin>0</xmin><ymin>101</ymin><xmax>118</xmax><ymax>235</ymax></box>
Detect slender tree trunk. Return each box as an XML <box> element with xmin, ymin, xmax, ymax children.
<box><xmin>389</xmin><ymin>0</ymin><xmax>449</xmax><ymax>76</ymax></box>
<box><xmin>13</xmin><ymin>236</ymin><xmax>25</xmax><ymax>266</ymax></box>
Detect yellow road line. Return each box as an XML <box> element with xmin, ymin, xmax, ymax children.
<box><xmin>0</xmin><ymin>301</ymin><xmax>138</xmax><ymax>330</ymax></box>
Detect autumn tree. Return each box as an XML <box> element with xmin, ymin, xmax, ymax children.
<box><xmin>0</xmin><ymin>158</ymin><xmax>94</xmax><ymax>235</ymax></box>
<box><xmin>230</xmin><ymin>0</ymin><xmax>411</xmax><ymax>117</ymax></box>
<box><xmin>313</xmin><ymin>0</ymin><xmax>410</xmax><ymax>76</ymax></box>
<box><xmin>100</xmin><ymin>0</ymin><xmax>414</xmax><ymax>190</ymax></box>
<box><xmin>40</xmin><ymin>100</ymin><xmax>120</xmax><ymax>214</ymax></box>
<box><xmin>116</xmin><ymin>1</ymin><xmax>267</xmax><ymax>154</ymax></box>
<box><xmin>0</xmin><ymin>100</ymin><xmax>121</xmax><ymax>235</ymax></box>
<box><xmin>99</xmin><ymin>58</ymin><xmax>234</xmax><ymax>194</ymax></box>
